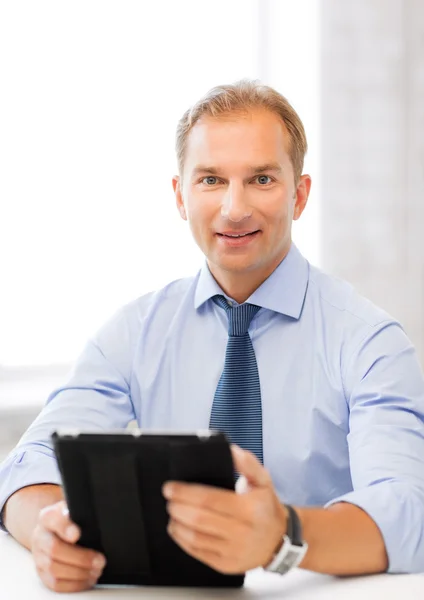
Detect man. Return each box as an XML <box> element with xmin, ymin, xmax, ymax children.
<box><xmin>1</xmin><ymin>80</ymin><xmax>424</xmax><ymax>592</ymax></box>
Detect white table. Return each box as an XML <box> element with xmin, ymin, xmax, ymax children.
<box><xmin>1</xmin><ymin>532</ymin><xmax>423</xmax><ymax>599</ymax></box>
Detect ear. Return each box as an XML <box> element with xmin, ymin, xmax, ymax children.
<box><xmin>172</xmin><ymin>175</ymin><xmax>187</xmax><ymax>220</ymax></box>
<box><xmin>293</xmin><ymin>174</ymin><xmax>312</xmax><ymax>221</ymax></box>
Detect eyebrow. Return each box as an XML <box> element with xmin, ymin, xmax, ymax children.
<box><xmin>250</xmin><ymin>163</ymin><xmax>283</xmax><ymax>175</ymax></box>
<box><xmin>191</xmin><ymin>163</ymin><xmax>283</xmax><ymax>177</ymax></box>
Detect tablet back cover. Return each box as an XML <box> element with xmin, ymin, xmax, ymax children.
<box><xmin>52</xmin><ymin>432</ymin><xmax>245</xmax><ymax>588</ymax></box>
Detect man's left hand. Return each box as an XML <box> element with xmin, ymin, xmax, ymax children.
<box><xmin>162</xmin><ymin>444</ymin><xmax>287</xmax><ymax>574</ymax></box>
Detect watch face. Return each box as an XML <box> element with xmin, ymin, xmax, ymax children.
<box><xmin>275</xmin><ymin>562</ymin><xmax>290</xmax><ymax>575</ymax></box>
<box><xmin>267</xmin><ymin>541</ymin><xmax>308</xmax><ymax>575</ymax></box>
<box><xmin>277</xmin><ymin>548</ymin><xmax>301</xmax><ymax>574</ymax></box>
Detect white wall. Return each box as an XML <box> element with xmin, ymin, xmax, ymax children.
<box><xmin>320</xmin><ymin>0</ymin><xmax>424</xmax><ymax>364</ymax></box>
<box><xmin>0</xmin><ymin>0</ymin><xmax>259</xmax><ymax>368</ymax></box>
<box><xmin>258</xmin><ymin>0</ymin><xmax>320</xmax><ymax>266</ymax></box>
<box><xmin>0</xmin><ymin>0</ymin><xmax>320</xmax><ymax>372</ymax></box>
<box><xmin>0</xmin><ymin>1</ymin><xmax>320</xmax><ymax>419</ymax></box>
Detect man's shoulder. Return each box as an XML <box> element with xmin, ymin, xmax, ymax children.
<box><xmin>119</xmin><ymin>273</ymin><xmax>199</xmax><ymax>322</ymax></box>
<box><xmin>128</xmin><ymin>274</ymin><xmax>198</xmax><ymax>312</ymax></box>
<box><xmin>308</xmin><ymin>264</ymin><xmax>395</xmax><ymax>330</ymax></box>
<box><xmin>93</xmin><ymin>273</ymin><xmax>199</xmax><ymax>348</ymax></box>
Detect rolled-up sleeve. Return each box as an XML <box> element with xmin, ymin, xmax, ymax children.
<box><xmin>326</xmin><ymin>320</ymin><xmax>424</xmax><ymax>573</ymax></box>
<box><xmin>0</xmin><ymin>449</ymin><xmax>62</xmax><ymax>531</ymax></box>
<box><xmin>0</xmin><ymin>307</ymin><xmax>137</xmax><ymax>531</ymax></box>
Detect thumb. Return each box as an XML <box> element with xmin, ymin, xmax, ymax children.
<box><xmin>231</xmin><ymin>445</ymin><xmax>272</xmax><ymax>488</ymax></box>
<box><xmin>39</xmin><ymin>501</ymin><xmax>81</xmax><ymax>544</ymax></box>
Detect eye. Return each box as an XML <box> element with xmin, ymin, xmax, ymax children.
<box><xmin>202</xmin><ymin>176</ymin><xmax>219</xmax><ymax>186</ymax></box>
<box><xmin>255</xmin><ymin>175</ymin><xmax>272</xmax><ymax>185</ymax></box>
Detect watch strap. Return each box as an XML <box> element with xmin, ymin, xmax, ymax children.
<box><xmin>285</xmin><ymin>504</ymin><xmax>303</xmax><ymax>546</ymax></box>
<box><xmin>264</xmin><ymin>504</ymin><xmax>307</xmax><ymax>574</ymax></box>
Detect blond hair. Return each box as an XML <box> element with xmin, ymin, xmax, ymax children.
<box><xmin>175</xmin><ymin>79</ymin><xmax>308</xmax><ymax>184</ymax></box>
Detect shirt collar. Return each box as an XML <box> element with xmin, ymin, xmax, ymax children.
<box><xmin>194</xmin><ymin>243</ymin><xmax>309</xmax><ymax>320</ymax></box>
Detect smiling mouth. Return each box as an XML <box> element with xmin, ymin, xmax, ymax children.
<box><xmin>215</xmin><ymin>230</ymin><xmax>261</xmax><ymax>248</ymax></box>
<box><xmin>217</xmin><ymin>230</ymin><xmax>260</xmax><ymax>238</ymax></box>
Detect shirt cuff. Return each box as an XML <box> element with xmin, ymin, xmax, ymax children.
<box><xmin>325</xmin><ymin>481</ymin><xmax>424</xmax><ymax>574</ymax></box>
<box><xmin>0</xmin><ymin>449</ymin><xmax>62</xmax><ymax>532</ymax></box>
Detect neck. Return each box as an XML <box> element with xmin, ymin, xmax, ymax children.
<box><xmin>210</xmin><ymin>271</ymin><xmax>262</xmax><ymax>304</ymax></box>
<box><xmin>208</xmin><ymin>247</ymin><xmax>291</xmax><ymax>304</ymax></box>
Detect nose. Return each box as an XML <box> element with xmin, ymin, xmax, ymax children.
<box><xmin>220</xmin><ymin>182</ymin><xmax>252</xmax><ymax>223</ymax></box>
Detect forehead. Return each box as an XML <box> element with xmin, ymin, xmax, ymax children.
<box><xmin>183</xmin><ymin>109</ymin><xmax>291</xmax><ymax>173</ymax></box>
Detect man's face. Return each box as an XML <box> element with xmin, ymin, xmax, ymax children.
<box><xmin>173</xmin><ymin>109</ymin><xmax>310</xmax><ymax>279</ymax></box>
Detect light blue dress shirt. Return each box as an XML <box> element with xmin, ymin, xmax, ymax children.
<box><xmin>1</xmin><ymin>244</ymin><xmax>424</xmax><ymax>573</ymax></box>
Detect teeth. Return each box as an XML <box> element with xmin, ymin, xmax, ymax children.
<box><xmin>227</xmin><ymin>233</ymin><xmax>249</xmax><ymax>237</ymax></box>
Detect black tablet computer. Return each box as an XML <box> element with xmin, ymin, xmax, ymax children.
<box><xmin>51</xmin><ymin>429</ymin><xmax>244</xmax><ymax>588</ymax></box>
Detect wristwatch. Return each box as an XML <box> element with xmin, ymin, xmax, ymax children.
<box><xmin>264</xmin><ymin>504</ymin><xmax>308</xmax><ymax>575</ymax></box>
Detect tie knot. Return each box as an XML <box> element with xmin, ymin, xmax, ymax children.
<box><xmin>214</xmin><ymin>295</ymin><xmax>261</xmax><ymax>336</ymax></box>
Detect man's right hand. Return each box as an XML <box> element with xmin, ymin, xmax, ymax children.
<box><xmin>31</xmin><ymin>500</ymin><xmax>106</xmax><ymax>593</ymax></box>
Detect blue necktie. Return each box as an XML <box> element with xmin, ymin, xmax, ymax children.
<box><xmin>209</xmin><ymin>295</ymin><xmax>263</xmax><ymax>464</ymax></box>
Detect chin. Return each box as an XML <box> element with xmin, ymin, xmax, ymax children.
<box><xmin>214</xmin><ymin>255</ymin><xmax>259</xmax><ymax>273</ymax></box>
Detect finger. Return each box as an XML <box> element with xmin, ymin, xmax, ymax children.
<box><xmin>168</xmin><ymin>519</ymin><xmax>224</xmax><ymax>557</ymax></box>
<box><xmin>39</xmin><ymin>572</ymin><xmax>98</xmax><ymax>593</ymax></box>
<box><xmin>35</xmin><ymin>550</ymin><xmax>104</xmax><ymax>582</ymax></box>
<box><xmin>35</xmin><ymin>528</ymin><xmax>106</xmax><ymax>571</ymax></box>
<box><xmin>163</xmin><ymin>482</ymin><xmax>242</xmax><ymax>518</ymax></box>
<box><xmin>167</xmin><ymin>502</ymin><xmax>243</xmax><ymax>541</ymax></box>
<box><xmin>39</xmin><ymin>501</ymin><xmax>81</xmax><ymax>544</ymax></box>
<box><xmin>168</xmin><ymin>523</ymin><xmax>239</xmax><ymax>574</ymax></box>
<box><xmin>230</xmin><ymin>445</ymin><xmax>272</xmax><ymax>488</ymax></box>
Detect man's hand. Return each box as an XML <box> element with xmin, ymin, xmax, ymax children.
<box><xmin>162</xmin><ymin>445</ymin><xmax>287</xmax><ymax>574</ymax></box>
<box><xmin>31</xmin><ymin>500</ymin><xmax>107</xmax><ymax>593</ymax></box>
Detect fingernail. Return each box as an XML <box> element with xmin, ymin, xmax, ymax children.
<box><xmin>92</xmin><ymin>555</ymin><xmax>106</xmax><ymax>570</ymax></box>
<box><xmin>66</xmin><ymin>524</ymin><xmax>80</xmax><ymax>540</ymax></box>
<box><xmin>162</xmin><ymin>483</ymin><xmax>173</xmax><ymax>498</ymax></box>
<box><xmin>232</xmin><ymin>445</ymin><xmax>244</xmax><ymax>457</ymax></box>
<box><xmin>90</xmin><ymin>568</ymin><xmax>102</xmax><ymax>579</ymax></box>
